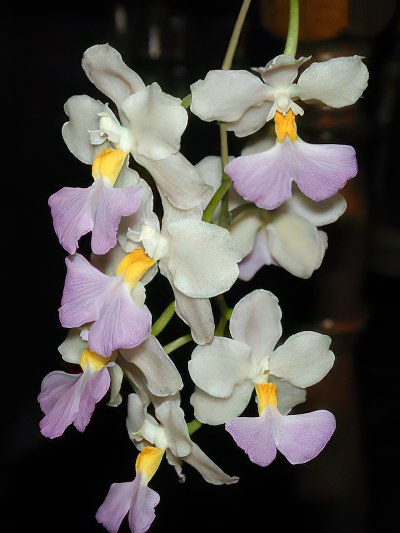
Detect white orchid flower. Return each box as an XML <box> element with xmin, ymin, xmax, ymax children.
<box><xmin>226</xmin><ymin>381</ymin><xmax>336</xmax><ymax>467</ymax></box>
<box><xmin>191</xmin><ymin>54</ymin><xmax>368</xmax><ymax>210</ymax></box>
<box><xmin>195</xmin><ymin>142</ymin><xmax>346</xmax><ymax>279</ymax></box>
<box><xmin>189</xmin><ymin>290</ymin><xmax>334</xmax><ymax>425</ymax></box>
<box><xmin>120</xmin><ymin>193</ymin><xmax>247</xmax><ymax>344</ymax></box>
<box><xmin>63</xmin><ymin>44</ymin><xmax>211</xmax><ymax>210</ymax></box>
<box><xmin>38</xmin><ymin>329</ymin><xmax>123</xmax><ymax>439</ymax></box>
<box><xmin>59</xmin><ymin>244</ymin><xmax>158</xmax><ymax>358</ymax></box>
<box><xmin>49</xmin><ymin>148</ymin><xmax>143</xmax><ymax>256</ymax></box>
<box><xmin>231</xmin><ymin>184</ymin><xmax>347</xmax><ymax>279</ymax></box>
<box><xmin>96</xmin><ymin>393</ymin><xmax>238</xmax><ymax>533</ymax></box>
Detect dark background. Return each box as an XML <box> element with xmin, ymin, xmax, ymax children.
<box><xmin>3</xmin><ymin>1</ymin><xmax>400</xmax><ymax>531</ymax></box>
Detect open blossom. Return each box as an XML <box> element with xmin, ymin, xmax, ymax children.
<box><xmin>63</xmin><ymin>44</ymin><xmax>211</xmax><ymax>210</ymax></box>
<box><xmin>189</xmin><ymin>289</ymin><xmax>334</xmax><ymax>425</ymax></box>
<box><xmin>194</xmin><ymin>152</ymin><xmax>346</xmax><ymax>279</ymax></box>
<box><xmin>226</xmin><ymin>382</ymin><xmax>336</xmax><ymax>466</ymax></box>
<box><xmin>38</xmin><ymin>330</ymin><xmax>122</xmax><ymax>438</ymax></box>
<box><xmin>49</xmin><ymin>148</ymin><xmax>142</xmax><ymax>255</ymax></box>
<box><xmin>231</xmin><ymin>184</ymin><xmax>347</xmax><ymax>279</ymax></box>
<box><xmin>191</xmin><ymin>54</ymin><xmax>368</xmax><ymax>209</ymax></box>
<box><xmin>120</xmin><ymin>193</ymin><xmax>247</xmax><ymax>344</ymax></box>
<box><xmin>96</xmin><ymin>394</ymin><xmax>238</xmax><ymax>533</ymax></box>
<box><xmin>59</xmin><ymin>249</ymin><xmax>156</xmax><ymax>357</ymax></box>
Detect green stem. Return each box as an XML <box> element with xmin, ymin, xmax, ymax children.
<box><xmin>215</xmin><ymin>294</ymin><xmax>231</xmax><ymax>319</ymax></box>
<box><xmin>202</xmin><ymin>179</ymin><xmax>232</xmax><ymax>223</ymax></box>
<box><xmin>181</xmin><ymin>94</ymin><xmax>192</xmax><ymax>109</ymax></box>
<box><xmin>218</xmin><ymin>125</ymin><xmax>231</xmax><ymax>228</ymax></box>
<box><xmin>214</xmin><ymin>295</ymin><xmax>232</xmax><ymax>336</ymax></box>
<box><xmin>215</xmin><ymin>0</ymin><xmax>252</xmax><ymax>227</ymax></box>
<box><xmin>284</xmin><ymin>0</ymin><xmax>300</xmax><ymax>57</ymax></box>
<box><xmin>163</xmin><ymin>334</ymin><xmax>193</xmax><ymax>355</ymax></box>
<box><xmin>151</xmin><ymin>301</ymin><xmax>175</xmax><ymax>336</ymax></box>
<box><xmin>222</xmin><ymin>0</ymin><xmax>252</xmax><ymax>70</ymax></box>
<box><xmin>187</xmin><ymin>419</ymin><xmax>202</xmax><ymax>436</ymax></box>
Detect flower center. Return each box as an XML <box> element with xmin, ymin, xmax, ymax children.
<box><xmin>80</xmin><ymin>348</ymin><xmax>111</xmax><ymax>372</ymax></box>
<box><xmin>116</xmin><ymin>249</ymin><xmax>156</xmax><ymax>290</ymax></box>
<box><xmin>275</xmin><ymin>92</ymin><xmax>291</xmax><ymax>114</ymax></box>
<box><xmin>98</xmin><ymin>115</ymin><xmax>133</xmax><ymax>152</ymax></box>
<box><xmin>274</xmin><ymin>110</ymin><xmax>298</xmax><ymax>142</ymax></box>
<box><xmin>255</xmin><ymin>382</ymin><xmax>277</xmax><ymax>416</ymax></box>
<box><xmin>92</xmin><ymin>148</ymin><xmax>128</xmax><ymax>186</ymax></box>
<box><xmin>140</xmin><ymin>224</ymin><xmax>169</xmax><ymax>261</ymax></box>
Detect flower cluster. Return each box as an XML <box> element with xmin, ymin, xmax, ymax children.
<box><xmin>39</xmin><ymin>25</ymin><xmax>368</xmax><ymax>533</ymax></box>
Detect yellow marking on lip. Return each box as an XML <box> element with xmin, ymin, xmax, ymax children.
<box><xmin>255</xmin><ymin>382</ymin><xmax>277</xmax><ymax>416</ymax></box>
<box><xmin>135</xmin><ymin>446</ymin><xmax>164</xmax><ymax>483</ymax></box>
<box><xmin>274</xmin><ymin>110</ymin><xmax>297</xmax><ymax>142</ymax></box>
<box><xmin>80</xmin><ymin>349</ymin><xmax>111</xmax><ymax>372</ymax></box>
<box><xmin>116</xmin><ymin>249</ymin><xmax>156</xmax><ymax>290</ymax></box>
<box><xmin>92</xmin><ymin>148</ymin><xmax>128</xmax><ymax>186</ymax></box>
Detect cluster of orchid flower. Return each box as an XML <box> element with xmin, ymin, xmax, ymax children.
<box><xmin>38</xmin><ymin>33</ymin><xmax>368</xmax><ymax>533</ymax></box>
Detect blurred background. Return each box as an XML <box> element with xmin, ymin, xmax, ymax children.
<box><xmin>3</xmin><ymin>0</ymin><xmax>400</xmax><ymax>531</ymax></box>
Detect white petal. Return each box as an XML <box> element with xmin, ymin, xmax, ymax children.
<box><xmin>295</xmin><ymin>56</ymin><xmax>369</xmax><ymax>108</ymax></box>
<box><xmin>184</xmin><ymin>442</ymin><xmax>239</xmax><ymax>485</ymax></box>
<box><xmin>171</xmin><ymin>282</ymin><xmax>214</xmax><ymax>345</ymax></box>
<box><xmin>266</xmin><ymin>213</ymin><xmax>327</xmax><ymax>278</ymax></box>
<box><xmin>117</xmin><ymin>170</ymin><xmax>160</xmax><ymax>251</ymax></box>
<box><xmin>58</xmin><ymin>329</ymin><xmax>87</xmax><ymax>364</ymax></box>
<box><xmin>269</xmin><ymin>376</ymin><xmax>306</xmax><ymax>415</ymax></box>
<box><xmin>190</xmin><ymin>381</ymin><xmax>254</xmax><ymax>425</ymax></box>
<box><xmin>82</xmin><ymin>44</ymin><xmax>145</xmax><ymax>108</ymax></box>
<box><xmin>164</xmin><ymin>219</ymin><xmax>243</xmax><ymax>298</ymax></box>
<box><xmin>229</xmin><ymin>289</ymin><xmax>282</xmax><ymax>366</ymax></box>
<box><xmin>121</xmin><ymin>336</ymin><xmax>183</xmax><ymax>397</ymax></box>
<box><xmin>138</xmin><ymin>152</ymin><xmax>212</xmax><ymax>210</ymax></box>
<box><xmin>189</xmin><ymin>337</ymin><xmax>253</xmax><ymax>398</ymax></box>
<box><xmin>284</xmin><ymin>185</ymin><xmax>347</xmax><ymax>226</ymax></box>
<box><xmin>194</xmin><ymin>155</ymin><xmax>223</xmax><ymax>193</ymax></box>
<box><xmin>159</xmin><ymin>195</ymin><xmax>203</xmax><ymax>227</ymax></box>
<box><xmin>270</xmin><ymin>331</ymin><xmax>335</xmax><ymax>388</ymax></box>
<box><xmin>62</xmin><ymin>95</ymin><xmax>106</xmax><ymax>164</ymax></box>
<box><xmin>230</xmin><ymin>212</ymin><xmax>262</xmax><ymax>257</ymax></box>
<box><xmin>253</xmin><ymin>55</ymin><xmax>311</xmax><ymax>87</ymax></box>
<box><xmin>122</xmin><ymin>82</ymin><xmax>188</xmax><ymax>160</ymax></box>
<box><xmin>155</xmin><ymin>401</ymin><xmax>192</xmax><ymax>457</ymax></box>
<box><xmin>165</xmin><ymin>450</ymin><xmax>185</xmax><ymax>481</ymax></box>
<box><xmin>226</xmin><ymin>101</ymin><xmax>272</xmax><ymax>137</ymax></box>
<box><xmin>126</xmin><ymin>393</ymin><xmax>146</xmax><ymax>435</ymax></box>
<box><xmin>107</xmin><ymin>363</ymin><xmax>124</xmax><ymax>407</ymax></box>
<box><xmin>114</xmin><ymin>164</ymin><xmax>140</xmax><ymax>188</ymax></box>
<box><xmin>190</xmin><ymin>69</ymin><xmax>269</xmax><ymax>122</ymax></box>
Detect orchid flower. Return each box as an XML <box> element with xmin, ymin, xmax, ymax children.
<box><xmin>49</xmin><ymin>148</ymin><xmax>142</xmax><ymax>255</ymax></box>
<box><xmin>120</xmin><ymin>194</ymin><xmax>247</xmax><ymax>344</ymax></box>
<box><xmin>96</xmin><ymin>394</ymin><xmax>238</xmax><ymax>533</ymax></box>
<box><xmin>190</xmin><ymin>54</ymin><xmax>368</xmax><ymax>209</ymax></box>
<box><xmin>231</xmin><ymin>184</ymin><xmax>347</xmax><ymax>279</ymax></box>
<box><xmin>38</xmin><ymin>329</ymin><xmax>123</xmax><ymax>439</ymax></box>
<box><xmin>63</xmin><ymin>44</ymin><xmax>211</xmax><ymax>210</ymax></box>
<box><xmin>189</xmin><ymin>289</ymin><xmax>334</xmax><ymax>425</ymax></box>
<box><xmin>194</xmin><ymin>151</ymin><xmax>346</xmax><ymax>279</ymax></box>
<box><xmin>59</xmin><ymin>246</ymin><xmax>156</xmax><ymax>357</ymax></box>
<box><xmin>226</xmin><ymin>382</ymin><xmax>336</xmax><ymax>466</ymax></box>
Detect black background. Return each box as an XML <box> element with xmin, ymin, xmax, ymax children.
<box><xmin>3</xmin><ymin>1</ymin><xmax>400</xmax><ymax>531</ymax></box>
